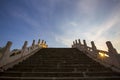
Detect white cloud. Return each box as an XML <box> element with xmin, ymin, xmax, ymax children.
<box><xmin>69</xmin><ymin>22</ymin><xmax>78</xmax><ymax>27</ymax></box>
<box><xmin>55</xmin><ymin>36</ymin><xmax>72</xmax><ymax>47</ymax></box>
<box><xmin>77</xmin><ymin>0</ymin><xmax>99</xmax><ymax>16</ymax></box>
<box><xmin>85</xmin><ymin>12</ymin><xmax>120</xmax><ymax>40</ymax></box>
<box><xmin>84</xmin><ymin>4</ymin><xmax>120</xmax><ymax>52</ymax></box>
<box><xmin>9</xmin><ymin>0</ymin><xmax>120</xmax><ymax>53</ymax></box>
<box><xmin>54</xmin><ymin>1</ymin><xmax>120</xmax><ymax>53</ymax></box>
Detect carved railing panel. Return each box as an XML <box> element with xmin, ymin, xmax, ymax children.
<box><xmin>0</xmin><ymin>39</ymin><xmax>48</xmax><ymax>71</ymax></box>
<box><xmin>72</xmin><ymin>39</ymin><xmax>120</xmax><ymax>72</ymax></box>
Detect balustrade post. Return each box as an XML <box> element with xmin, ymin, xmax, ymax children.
<box><xmin>78</xmin><ymin>39</ymin><xmax>81</xmax><ymax>45</ymax></box>
<box><xmin>91</xmin><ymin>41</ymin><xmax>97</xmax><ymax>51</ymax></box>
<box><xmin>91</xmin><ymin>41</ymin><xmax>98</xmax><ymax>56</ymax></box>
<box><xmin>106</xmin><ymin>41</ymin><xmax>118</xmax><ymax>54</ymax></box>
<box><xmin>72</xmin><ymin>41</ymin><xmax>75</xmax><ymax>48</ymax></box>
<box><xmin>32</xmin><ymin>40</ymin><xmax>35</xmax><ymax>46</ymax></box>
<box><xmin>41</xmin><ymin>40</ymin><xmax>44</xmax><ymax>44</ymax></box>
<box><xmin>106</xmin><ymin>41</ymin><xmax>120</xmax><ymax>67</ymax></box>
<box><xmin>73</xmin><ymin>41</ymin><xmax>75</xmax><ymax>45</ymax></box>
<box><xmin>0</xmin><ymin>41</ymin><xmax>12</xmax><ymax>67</ymax></box>
<box><xmin>4</xmin><ymin>41</ymin><xmax>12</xmax><ymax>56</ymax></box>
<box><xmin>83</xmin><ymin>40</ymin><xmax>87</xmax><ymax>46</ymax></box>
<box><xmin>83</xmin><ymin>40</ymin><xmax>87</xmax><ymax>51</ymax></box>
<box><xmin>22</xmin><ymin>41</ymin><xmax>28</xmax><ymax>50</ymax></box>
<box><xmin>44</xmin><ymin>41</ymin><xmax>46</xmax><ymax>45</ymax></box>
<box><xmin>38</xmin><ymin>39</ymin><xmax>40</xmax><ymax>44</ymax></box>
<box><xmin>37</xmin><ymin>39</ymin><xmax>41</xmax><ymax>48</ymax></box>
<box><xmin>75</xmin><ymin>40</ymin><xmax>77</xmax><ymax>44</ymax></box>
<box><xmin>21</xmin><ymin>41</ymin><xmax>28</xmax><ymax>57</ymax></box>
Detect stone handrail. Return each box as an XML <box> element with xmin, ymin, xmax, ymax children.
<box><xmin>0</xmin><ymin>39</ymin><xmax>48</xmax><ymax>71</ymax></box>
<box><xmin>72</xmin><ymin>39</ymin><xmax>120</xmax><ymax>72</ymax></box>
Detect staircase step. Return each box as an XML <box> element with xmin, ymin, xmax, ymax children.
<box><xmin>0</xmin><ymin>48</ymin><xmax>120</xmax><ymax>80</ymax></box>
<box><xmin>0</xmin><ymin>72</ymin><xmax>83</xmax><ymax>77</ymax></box>
<box><xmin>86</xmin><ymin>72</ymin><xmax>120</xmax><ymax>77</ymax></box>
<box><xmin>0</xmin><ymin>76</ymin><xmax>120</xmax><ymax>80</ymax></box>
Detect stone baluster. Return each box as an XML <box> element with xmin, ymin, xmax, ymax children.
<box><xmin>40</xmin><ymin>40</ymin><xmax>44</xmax><ymax>48</ymax></box>
<box><xmin>4</xmin><ymin>41</ymin><xmax>12</xmax><ymax>55</ymax></box>
<box><xmin>0</xmin><ymin>41</ymin><xmax>12</xmax><ymax>67</ymax></box>
<box><xmin>83</xmin><ymin>40</ymin><xmax>87</xmax><ymax>47</ymax></box>
<box><xmin>37</xmin><ymin>39</ymin><xmax>41</xmax><ymax>48</ymax></box>
<box><xmin>38</xmin><ymin>39</ymin><xmax>40</xmax><ymax>44</ymax></box>
<box><xmin>21</xmin><ymin>41</ymin><xmax>28</xmax><ymax>57</ymax></box>
<box><xmin>32</xmin><ymin>40</ymin><xmax>36</xmax><ymax>49</ymax></box>
<box><xmin>73</xmin><ymin>41</ymin><xmax>75</xmax><ymax>45</ymax></box>
<box><xmin>75</xmin><ymin>40</ymin><xmax>77</xmax><ymax>44</ymax></box>
<box><xmin>106</xmin><ymin>41</ymin><xmax>120</xmax><ymax>67</ymax></box>
<box><xmin>32</xmin><ymin>40</ymin><xmax>35</xmax><ymax>46</ymax></box>
<box><xmin>91</xmin><ymin>41</ymin><xmax>97</xmax><ymax>51</ymax></box>
<box><xmin>91</xmin><ymin>41</ymin><xmax>98</xmax><ymax>55</ymax></box>
<box><xmin>44</xmin><ymin>41</ymin><xmax>46</xmax><ymax>45</ymax></box>
<box><xmin>106</xmin><ymin>41</ymin><xmax>118</xmax><ymax>54</ymax></box>
<box><xmin>22</xmin><ymin>41</ymin><xmax>28</xmax><ymax>50</ymax></box>
<box><xmin>71</xmin><ymin>41</ymin><xmax>74</xmax><ymax>48</ymax></box>
<box><xmin>41</xmin><ymin>40</ymin><xmax>44</xmax><ymax>44</ymax></box>
<box><xmin>83</xmin><ymin>40</ymin><xmax>87</xmax><ymax>51</ymax></box>
<box><xmin>78</xmin><ymin>39</ymin><xmax>81</xmax><ymax>45</ymax></box>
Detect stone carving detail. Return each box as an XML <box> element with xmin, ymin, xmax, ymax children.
<box><xmin>72</xmin><ymin>39</ymin><xmax>120</xmax><ymax>72</ymax></box>
<box><xmin>0</xmin><ymin>39</ymin><xmax>47</xmax><ymax>71</ymax></box>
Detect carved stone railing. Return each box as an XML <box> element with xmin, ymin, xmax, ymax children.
<box><xmin>72</xmin><ymin>39</ymin><xmax>120</xmax><ymax>72</ymax></box>
<box><xmin>0</xmin><ymin>39</ymin><xmax>48</xmax><ymax>71</ymax></box>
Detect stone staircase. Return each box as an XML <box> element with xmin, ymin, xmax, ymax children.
<box><xmin>0</xmin><ymin>48</ymin><xmax>120</xmax><ymax>80</ymax></box>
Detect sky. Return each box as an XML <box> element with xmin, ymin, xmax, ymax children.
<box><xmin>0</xmin><ymin>0</ymin><xmax>120</xmax><ymax>53</ymax></box>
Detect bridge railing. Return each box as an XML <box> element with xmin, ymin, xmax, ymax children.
<box><xmin>72</xmin><ymin>39</ymin><xmax>120</xmax><ymax>72</ymax></box>
<box><xmin>0</xmin><ymin>39</ymin><xmax>48</xmax><ymax>71</ymax></box>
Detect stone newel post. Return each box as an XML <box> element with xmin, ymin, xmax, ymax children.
<box><xmin>83</xmin><ymin>40</ymin><xmax>87</xmax><ymax>51</ymax></box>
<box><xmin>4</xmin><ymin>41</ymin><xmax>12</xmax><ymax>55</ymax></box>
<box><xmin>41</xmin><ymin>40</ymin><xmax>44</xmax><ymax>44</ymax></box>
<box><xmin>0</xmin><ymin>41</ymin><xmax>12</xmax><ymax>66</ymax></box>
<box><xmin>83</xmin><ymin>40</ymin><xmax>87</xmax><ymax>46</ymax></box>
<box><xmin>73</xmin><ymin>41</ymin><xmax>75</xmax><ymax>45</ymax></box>
<box><xmin>22</xmin><ymin>41</ymin><xmax>28</xmax><ymax>50</ymax></box>
<box><xmin>72</xmin><ymin>41</ymin><xmax>75</xmax><ymax>48</ymax></box>
<box><xmin>32</xmin><ymin>40</ymin><xmax>35</xmax><ymax>46</ymax></box>
<box><xmin>78</xmin><ymin>39</ymin><xmax>81</xmax><ymax>45</ymax></box>
<box><xmin>44</xmin><ymin>41</ymin><xmax>46</xmax><ymax>45</ymax></box>
<box><xmin>38</xmin><ymin>39</ymin><xmax>40</xmax><ymax>44</ymax></box>
<box><xmin>21</xmin><ymin>41</ymin><xmax>28</xmax><ymax>57</ymax></box>
<box><xmin>3</xmin><ymin>41</ymin><xmax>12</xmax><ymax>58</ymax></box>
<box><xmin>91</xmin><ymin>41</ymin><xmax>97</xmax><ymax>51</ymax></box>
<box><xmin>106</xmin><ymin>41</ymin><xmax>118</xmax><ymax>54</ymax></box>
<box><xmin>75</xmin><ymin>40</ymin><xmax>77</xmax><ymax>44</ymax></box>
<box><xmin>106</xmin><ymin>41</ymin><xmax>120</xmax><ymax>67</ymax></box>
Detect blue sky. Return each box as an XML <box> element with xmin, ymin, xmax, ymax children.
<box><xmin>0</xmin><ymin>0</ymin><xmax>120</xmax><ymax>53</ymax></box>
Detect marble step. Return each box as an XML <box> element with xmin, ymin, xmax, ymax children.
<box><xmin>0</xmin><ymin>76</ymin><xmax>120</xmax><ymax>80</ymax></box>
